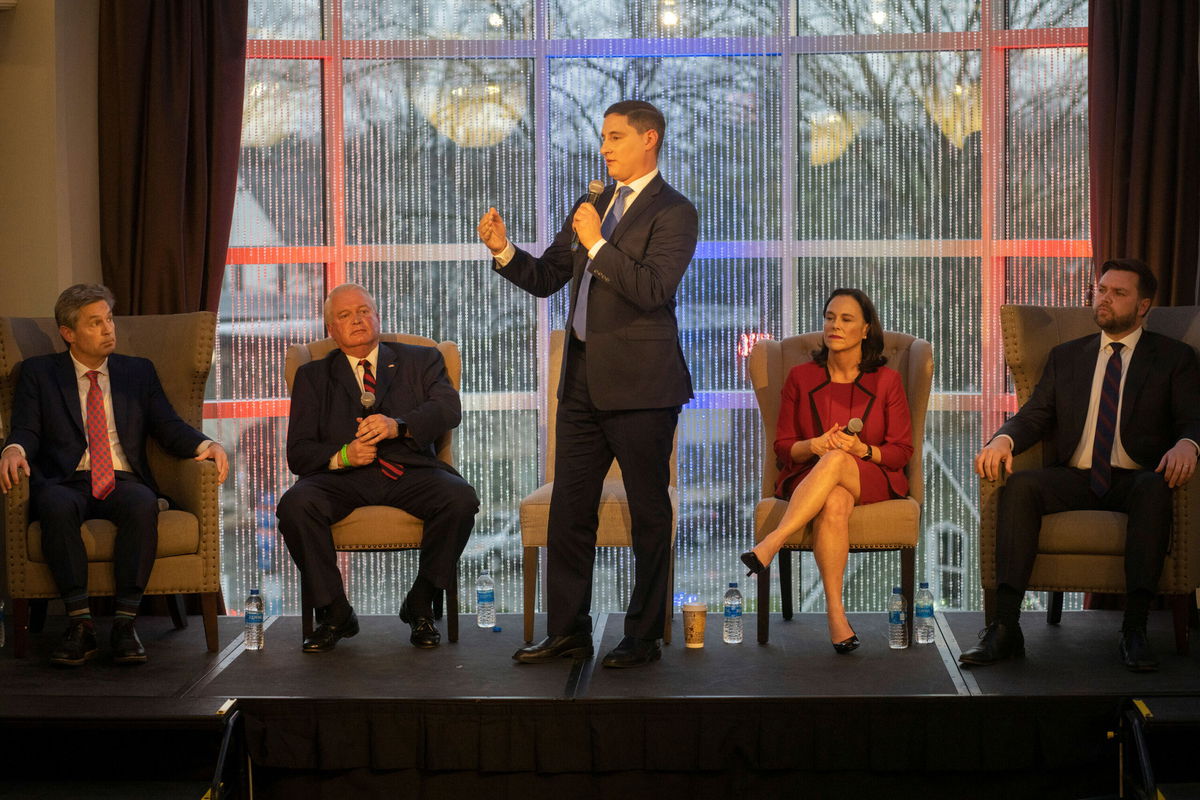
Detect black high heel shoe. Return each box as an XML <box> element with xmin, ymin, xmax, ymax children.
<box><xmin>832</xmin><ymin>631</ymin><xmax>860</xmax><ymax>655</ymax></box>
<box><xmin>740</xmin><ymin>551</ymin><xmax>767</xmax><ymax>576</ymax></box>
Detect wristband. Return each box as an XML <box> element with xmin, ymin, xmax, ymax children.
<box><xmin>339</xmin><ymin>444</ymin><xmax>350</xmax><ymax>468</ymax></box>
<box><xmin>861</xmin><ymin>445</ymin><xmax>873</xmax><ymax>462</ymax></box>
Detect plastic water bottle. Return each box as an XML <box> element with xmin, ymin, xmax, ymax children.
<box><xmin>888</xmin><ymin>586</ymin><xmax>908</xmax><ymax>649</ymax></box>
<box><xmin>244</xmin><ymin>588</ymin><xmax>264</xmax><ymax>651</ymax></box>
<box><xmin>914</xmin><ymin>582</ymin><xmax>936</xmax><ymax>644</ymax></box>
<box><xmin>723</xmin><ymin>582</ymin><xmax>744</xmax><ymax>644</ymax></box>
<box><xmin>476</xmin><ymin>568</ymin><xmax>496</xmax><ymax>629</ymax></box>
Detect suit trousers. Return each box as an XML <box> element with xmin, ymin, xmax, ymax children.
<box><xmin>276</xmin><ymin>464</ymin><xmax>478</xmax><ymax>609</ymax></box>
<box><xmin>546</xmin><ymin>336</ymin><xmax>679</xmax><ymax>640</ymax></box>
<box><xmin>35</xmin><ymin>471</ymin><xmax>160</xmax><ymax>605</ymax></box>
<box><xmin>996</xmin><ymin>466</ymin><xmax>1173</xmax><ymax>596</ymax></box>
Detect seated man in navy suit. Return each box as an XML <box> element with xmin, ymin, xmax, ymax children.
<box><xmin>277</xmin><ymin>283</ymin><xmax>478</xmax><ymax>652</ymax></box>
<box><xmin>0</xmin><ymin>283</ymin><xmax>229</xmax><ymax>667</ymax></box>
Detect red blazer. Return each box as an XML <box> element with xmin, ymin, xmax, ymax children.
<box><xmin>774</xmin><ymin>361</ymin><xmax>914</xmax><ymax>501</ymax></box>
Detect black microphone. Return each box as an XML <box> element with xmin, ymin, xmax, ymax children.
<box><xmin>360</xmin><ymin>391</ymin><xmax>376</xmax><ymax>418</ymax></box>
<box><xmin>571</xmin><ymin>179</ymin><xmax>606</xmax><ymax>252</ymax></box>
<box><xmin>846</xmin><ymin>417</ymin><xmax>863</xmax><ymax>436</ymax></box>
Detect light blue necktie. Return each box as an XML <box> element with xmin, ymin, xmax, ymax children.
<box><xmin>572</xmin><ymin>185</ymin><xmax>632</xmax><ymax>342</ymax></box>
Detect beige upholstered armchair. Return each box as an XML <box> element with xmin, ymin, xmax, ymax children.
<box><xmin>283</xmin><ymin>333</ymin><xmax>462</xmax><ymax>643</ymax></box>
<box><xmin>748</xmin><ymin>331</ymin><xmax>933</xmax><ymax>644</ymax></box>
<box><xmin>1</xmin><ymin>313</ymin><xmax>222</xmax><ymax>657</ymax></box>
<box><xmin>981</xmin><ymin>304</ymin><xmax>1200</xmax><ymax>653</ymax></box>
<box><xmin>519</xmin><ymin>330</ymin><xmax>679</xmax><ymax>643</ymax></box>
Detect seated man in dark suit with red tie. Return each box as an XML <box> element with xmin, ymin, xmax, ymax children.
<box><xmin>277</xmin><ymin>283</ymin><xmax>478</xmax><ymax>652</ymax></box>
<box><xmin>0</xmin><ymin>283</ymin><xmax>229</xmax><ymax>667</ymax></box>
<box><xmin>965</xmin><ymin>259</ymin><xmax>1200</xmax><ymax>672</ymax></box>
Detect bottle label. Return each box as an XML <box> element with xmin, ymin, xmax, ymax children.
<box><xmin>477</xmin><ymin>590</ymin><xmax>494</xmax><ymax>604</ymax></box>
<box><xmin>725</xmin><ymin>606</ymin><xmax>742</xmax><ymax>618</ymax></box>
<box><xmin>915</xmin><ymin>606</ymin><xmax>934</xmax><ymax>619</ymax></box>
<box><xmin>888</xmin><ymin>610</ymin><xmax>905</xmax><ymax>625</ymax></box>
<box><xmin>245</xmin><ymin>611</ymin><xmax>263</xmax><ymax>625</ymax></box>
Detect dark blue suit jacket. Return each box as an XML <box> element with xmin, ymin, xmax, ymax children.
<box><xmin>286</xmin><ymin>341</ymin><xmax>461</xmax><ymax>478</ymax></box>
<box><xmin>496</xmin><ymin>173</ymin><xmax>697</xmax><ymax>410</ymax></box>
<box><xmin>997</xmin><ymin>329</ymin><xmax>1200</xmax><ymax>468</ymax></box>
<box><xmin>4</xmin><ymin>351</ymin><xmax>207</xmax><ymax>496</ymax></box>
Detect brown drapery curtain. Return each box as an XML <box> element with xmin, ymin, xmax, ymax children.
<box><xmin>98</xmin><ymin>1</ymin><xmax>248</xmax><ymax>315</ymax></box>
<box><xmin>1089</xmin><ymin>0</ymin><xmax>1200</xmax><ymax>305</ymax></box>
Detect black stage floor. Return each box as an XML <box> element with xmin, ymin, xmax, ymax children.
<box><xmin>2</xmin><ymin>610</ymin><xmax>1198</xmax><ymax>798</ymax></box>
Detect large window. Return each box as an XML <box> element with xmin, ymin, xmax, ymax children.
<box><xmin>211</xmin><ymin>0</ymin><xmax>1089</xmax><ymax>618</ymax></box>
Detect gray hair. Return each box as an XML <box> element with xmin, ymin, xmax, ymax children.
<box><xmin>323</xmin><ymin>283</ymin><xmax>378</xmax><ymax>328</ymax></box>
<box><xmin>55</xmin><ymin>284</ymin><xmax>116</xmax><ymax>330</ymax></box>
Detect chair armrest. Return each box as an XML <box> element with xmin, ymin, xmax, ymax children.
<box><xmin>978</xmin><ymin>475</ymin><xmax>1003</xmax><ymax>591</ymax></box>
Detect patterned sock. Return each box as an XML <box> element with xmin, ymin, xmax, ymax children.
<box><xmin>65</xmin><ymin>594</ymin><xmax>92</xmax><ymax>623</ymax></box>
<box><xmin>115</xmin><ymin>596</ymin><xmax>141</xmax><ymax>620</ymax></box>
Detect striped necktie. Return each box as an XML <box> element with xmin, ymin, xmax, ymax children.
<box><xmin>360</xmin><ymin>359</ymin><xmax>404</xmax><ymax>480</ymax></box>
<box><xmin>85</xmin><ymin>370</ymin><xmax>115</xmax><ymax>499</ymax></box>
<box><xmin>1089</xmin><ymin>342</ymin><xmax>1124</xmax><ymax>496</ymax></box>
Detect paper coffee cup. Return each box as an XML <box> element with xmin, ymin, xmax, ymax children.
<box><xmin>682</xmin><ymin>602</ymin><xmax>707</xmax><ymax>648</ymax></box>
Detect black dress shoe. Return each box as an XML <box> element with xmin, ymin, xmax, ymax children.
<box><xmin>601</xmin><ymin>636</ymin><xmax>662</xmax><ymax>668</ymax></box>
<box><xmin>399</xmin><ymin>599</ymin><xmax>440</xmax><ymax>649</ymax></box>
<box><xmin>303</xmin><ymin>609</ymin><xmax>360</xmax><ymax>653</ymax></box>
<box><xmin>50</xmin><ymin>621</ymin><xmax>98</xmax><ymax>667</ymax></box>
<box><xmin>110</xmin><ymin>617</ymin><xmax>147</xmax><ymax>665</ymax></box>
<box><xmin>740</xmin><ymin>551</ymin><xmax>767</xmax><ymax>576</ymax></box>
<box><xmin>832</xmin><ymin>632</ymin><xmax>860</xmax><ymax>655</ymax></box>
<box><xmin>1119</xmin><ymin>628</ymin><xmax>1159</xmax><ymax>672</ymax></box>
<box><xmin>512</xmin><ymin>633</ymin><xmax>593</xmax><ymax>663</ymax></box>
<box><xmin>958</xmin><ymin>621</ymin><xmax>1024</xmax><ymax>666</ymax></box>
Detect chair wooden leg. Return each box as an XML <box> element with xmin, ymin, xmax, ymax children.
<box><xmin>447</xmin><ymin>566</ymin><xmax>459</xmax><ymax>643</ymax></box>
<box><xmin>167</xmin><ymin>594</ymin><xmax>188</xmax><ymax>630</ymax></box>
<box><xmin>663</xmin><ymin>541</ymin><xmax>675</xmax><ymax>644</ymax></box>
<box><xmin>780</xmin><ymin>549</ymin><xmax>794</xmax><ymax>621</ymax></box>
<box><xmin>900</xmin><ymin>547</ymin><xmax>915</xmax><ymax>642</ymax></box>
<box><xmin>201</xmin><ymin>592</ymin><xmax>219</xmax><ymax>653</ymax></box>
<box><xmin>523</xmin><ymin>546</ymin><xmax>538</xmax><ymax>643</ymax></box>
<box><xmin>757</xmin><ymin>565</ymin><xmax>771</xmax><ymax>644</ymax></box>
<box><xmin>12</xmin><ymin>598</ymin><xmax>31</xmax><ymax>658</ymax></box>
<box><xmin>1170</xmin><ymin>593</ymin><xmax>1190</xmax><ymax>655</ymax></box>
<box><xmin>1047</xmin><ymin>591</ymin><xmax>1064</xmax><ymax>625</ymax></box>
<box><xmin>29</xmin><ymin>599</ymin><xmax>48</xmax><ymax>633</ymax></box>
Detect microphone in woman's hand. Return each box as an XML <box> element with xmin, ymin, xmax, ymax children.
<box><xmin>846</xmin><ymin>417</ymin><xmax>863</xmax><ymax>436</ymax></box>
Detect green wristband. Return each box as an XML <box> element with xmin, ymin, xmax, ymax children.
<box><xmin>339</xmin><ymin>444</ymin><xmax>350</xmax><ymax>468</ymax></box>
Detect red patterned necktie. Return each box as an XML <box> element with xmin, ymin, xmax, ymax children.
<box><xmin>85</xmin><ymin>370</ymin><xmax>115</xmax><ymax>500</ymax></box>
<box><xmin>359</xmin><ymin>360</ymin><xmax>403</xmax><ymax>480</ymax></box>
<box><xmin>1089</xmin><ymin>342</ymin><xmax>1124</xmax><ymax>496</ymax></box>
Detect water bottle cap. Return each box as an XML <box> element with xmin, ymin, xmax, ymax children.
<box><xmin>892</xmin><ymin>587</ymin><xmax>901</xmax><ymax>593</ymax></box>
<box><xmin>728</xmin><ymin>582</ymin><xmax>737</xmax><ymax>588</ymax></box>
<box><xmin>250</xmin><ymin>588</ymin><xmax>260</xmax><ymax>595</ymax></box>
<box><xmin>919</xmin><ymin>581</ymin><xmax>929</xmax><ymax>588</ymax></box>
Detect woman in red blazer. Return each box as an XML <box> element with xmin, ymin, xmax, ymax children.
<box><xmin>741</xmin><ymin>288</ymin><xmax>913</xmax><ymax>653</ymax></box>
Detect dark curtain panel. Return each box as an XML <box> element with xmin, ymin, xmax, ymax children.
<box><xmin>98</xmin><ymin>1</ymin><xmax>248</xmax><ymax>315</ymax></box>
<box><xmin>1089</xmin><ymin>1</ymin><xmax>1200</xmax><ymax>305</ymax></box>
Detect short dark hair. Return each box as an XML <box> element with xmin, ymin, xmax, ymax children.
<box><xmin>811</xmin><ymin>288</ymin><xmax>888</xmax><ymax>373</ymax></box>
<box><xmin>55</xmin><ymin>283</ymin><xmax>116</xmax><ymax>330</ymax></box>
<box><xmin>604</xmin><ymin>100</ymin><xmax>666</xmax><ymax>154</ymax></box>
<box><xmin>1100</xmin><ymin>258</ymin><xmax>1157</xmax><ymax>302</ymax></box>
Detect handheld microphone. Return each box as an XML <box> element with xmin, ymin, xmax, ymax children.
<box><xmin>360</xmin><ymin>391</ymin><xmax>376</xmax><ymax>417</ymax></box>
<box><xmin>846</xmin><ymin>418</ymin><xmax>863</xmax><ymax>436</ymax></box>
<box><xmin>570</xmin><ymin>179</ymin><xmax>606</xmax><ymax>252</ymax></box>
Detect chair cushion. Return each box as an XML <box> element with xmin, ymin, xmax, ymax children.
<box><xmin>331</xmin><ymin>506</ymin><xmax>425</xmax><ymax>550</ymax></box>
<box><xmin>1037</xmin><ymin>510</ymin><xmax>1127</xmax><ymax>555</ymax></box>
<box><xmin>520</xmin><ymin>480</ymin><xmax>679</xmax><ymax>547</ymax></box>
<box><xmin>26</xmin><ymin>510</ymin><xmax>200</xmax><ymax>562</ymax></box>
<box><xmin>754</xmin><ymin>497</ymin><xmax>920</xmax><ymax>548</ymax></box>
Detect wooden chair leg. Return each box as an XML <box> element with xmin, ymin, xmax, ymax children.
<box><xmin>201</xmin><ymin>592</ymin><xmax>219</xmax><ymax>653</ymax></box>
<box><xmin>900</xmin><ymin>547</ymin><xmax>915</xmax><ymax>642</ymax></box>
<box><xmin>663</xmin><ymin>541</ymin><xmax>675</xmax><ymax>644</ymax></box>
<box><xmin>29</xmin><ymin>599</ymin><xmax>48</xmax><ymax>633</ymax></box>
<box><xmin>780</xmin><ymin>549</ymin><xmax>794</xmax><ymax>621</ymax></box>
<box><xmin>167</xmin><ymin>594</ymin><xmax>188</xmax><ymax>630</ymax></box>
<box><xmin>523</xmin><ymin>546</ymin><xmax>538</xmax><ymax>643</ymax></box>
<box><xmin>12</xmin><ymin>598</ymin><xmax>31</xmax><ymax>658</ymax></box>
<box><xmin>1170</xmin><ymin>593</ymin><xmax>1190</xmax><ymax>655</ymax></box>
<box><xmin>1047</xmin><ymin>591</ymin><xmax>1064</xmax><ymax>625</ymax></box>
<box><xmin>447</xmin><ymin>565</ymin><xmax>459</xmax><ymax>643</ymax></box>
<box><xmin>757</xmin><ymin>564</ymin><xmax>771</xmax><ymax>644</ymax></box>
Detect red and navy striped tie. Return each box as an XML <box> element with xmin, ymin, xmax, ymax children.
<box><xmin>360</xmin><ymin>359</ymin><xmax>404</xmax><ymax>480</ymax></box>
<box><xmin>1089</xmin><ymin>342</ymin><xmax>1124</xmax><ymax>496</ymax></box>
<box><xmin>85</xmin><ymin>370</ymin><xmax>115</xmax><ymax>499</ymax></box>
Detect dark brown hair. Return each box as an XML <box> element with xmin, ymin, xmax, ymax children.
<box><xmin>810</xmin><ymin>288</ymin><xmax>888</xmax><ymax>373</ymax></box>
<box><xmin>604</xmin><ymin>100</ymin><xmax>666</xmax><ymax>154</ymax></box>
<box><xmin>1099</xmin><ymin>258</ymin><xmax>1157</xmax><ymax>302</ymax></box>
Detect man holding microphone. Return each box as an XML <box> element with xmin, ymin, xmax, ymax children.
<box><xmin>477</xmin><ymin>100</ymin><xmax>698</xmax><ymax>668</ymax></box>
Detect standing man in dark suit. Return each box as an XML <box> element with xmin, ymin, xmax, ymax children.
<box><xmin>277</xmin><ymin>283</ymin><xmax>478</xmax><ymax>652</ymax></box>
<box><xmin>964</xmin><ymin>259</ymin><xmax>1200</xmax><ymax>671</ymax></box>
<box><xmin>0</xmin><ymin>284</ymin><xmax>229</xmax><ymax>667</ymax></box>
<box><xmin>477</xmin><ymin>100</ymin><xmax>697</xmax><ymax>668</ymax></box>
